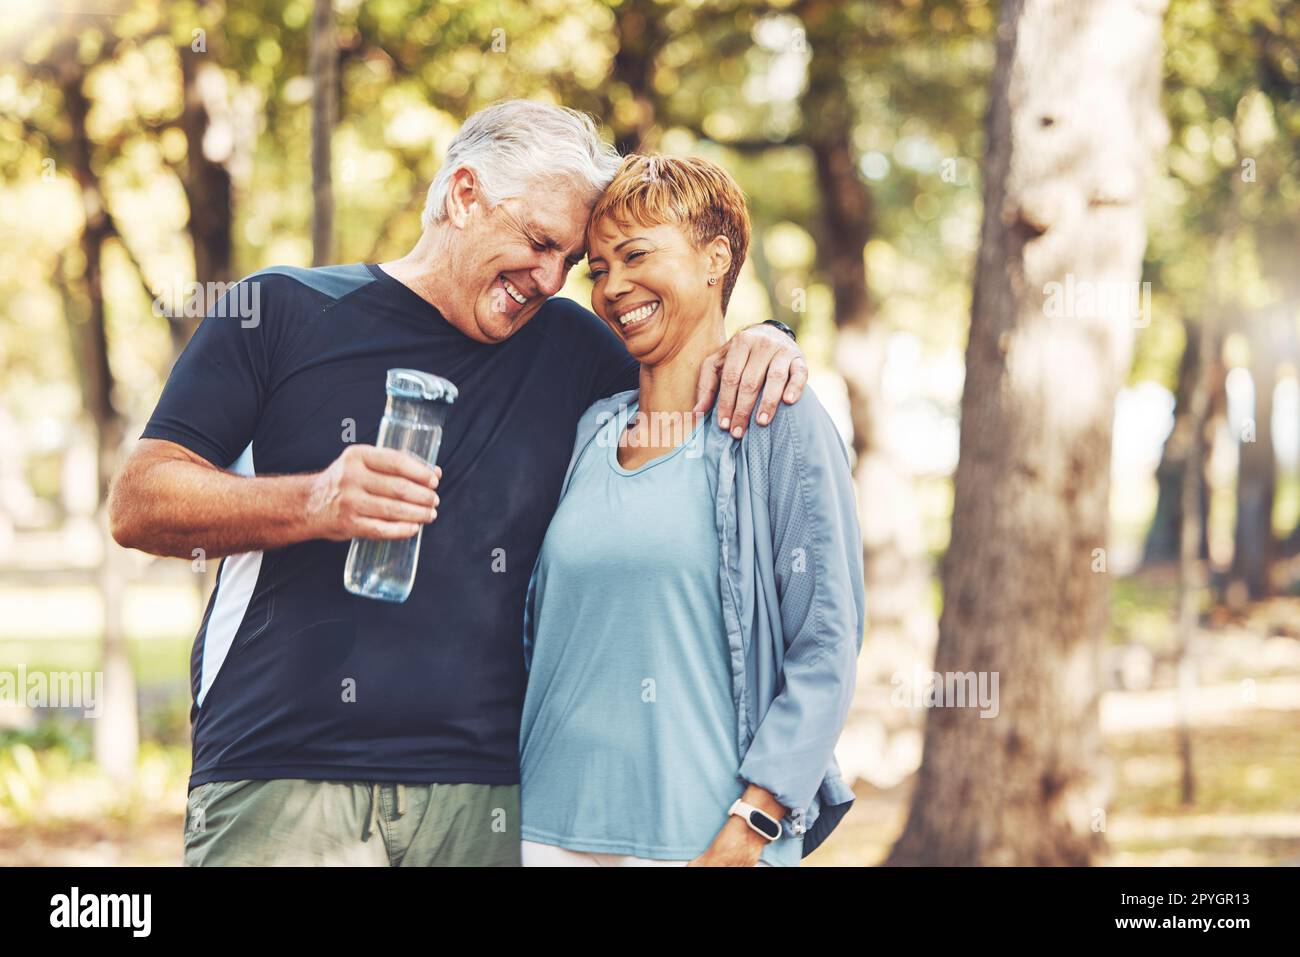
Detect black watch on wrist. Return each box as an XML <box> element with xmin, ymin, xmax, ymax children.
<box><xmin>762</xmin><ymin>319</ymin><xmax>797</xmax><ymax>341</ymax></box>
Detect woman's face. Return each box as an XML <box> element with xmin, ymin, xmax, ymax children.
<box><xmin>585</xmin><ymin>216</ymin><xmax>717</xmax><ymax>366</ymax></box>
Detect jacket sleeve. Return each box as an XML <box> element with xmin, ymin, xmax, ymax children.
<box><xmin>736</xmin><ymin>390</ymin><xmax>865</xmax><ymax>834</ymax></box>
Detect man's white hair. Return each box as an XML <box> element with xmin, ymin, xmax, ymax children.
<box><xmin>421</xmin><ymin>100</ymin><xmax>622</xmax><ymax>230</ymax></box>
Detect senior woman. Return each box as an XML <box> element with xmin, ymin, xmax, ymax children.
<box><xmin>518</xmin><ymin>154</ymin><xmax>864</xmax><ymax>867</ymax></box>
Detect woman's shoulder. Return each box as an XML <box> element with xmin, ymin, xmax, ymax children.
<box><xmin>578</xmin><ymin>389</ymin><xmax>638</xmax><ymax>431</ymax></box>
<box><xmin>737</xmin><ymin>385</ymin><xmax>858</xmax><ymax>533</ymax></box>
<box><xmin>566</xmin><ymin>389</ymin><xmax>639</xmax><ymax>467</ymax></box>
<box><xmin>741</xmin><ymin>383</ymin><xmax>847</xmax><ymax>466</ymax></box>
<box><xmin>774</xmin><ymin>382</ymin><xmax>832</xmax><ymax>429</ymax></box>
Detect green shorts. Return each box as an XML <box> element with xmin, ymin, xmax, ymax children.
<box><xmin>183</xmin><ymin>779</ymin><xmax>521</xmax><ymax>867</ymax></box>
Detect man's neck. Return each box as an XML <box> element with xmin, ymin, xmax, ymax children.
<box><xmin>379</xmin><ymin>227</ymin><xmax>455</xmax><ymax>316</ymax></box>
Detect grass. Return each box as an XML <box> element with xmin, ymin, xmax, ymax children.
<box><xmin>807</xmin><ymin>708</ymin><xmax>1300</xmax><ymax>867</ymax></box>
<box><xmin>0</xmin><ymin>636</ymin><xmax>192</xmax><ymax>688</ymax></box>
<box><xmin>1111</xmin><ymin>574</ymin><xmax>1186</xmax><ymax>649</ymax></box>
<box><xmin>1108</xmin><ymin>710</ymin><xmax>1300</xmax><ymax>818</ymax></box>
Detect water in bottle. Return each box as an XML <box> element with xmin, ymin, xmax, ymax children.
<box><xmin>343</xmin><ymin>368</ymin><xmax>457</xmax><ymax>602</ymax></box>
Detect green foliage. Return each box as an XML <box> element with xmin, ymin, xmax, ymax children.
<box><xmin>1137</xmin><ymin>0</ymin><xmax>1300</xmax><ymax>385</ymax></box>
<box><xmin>0</xmin><ymin>0</ymin><xmax>995</xmax><ymax>440</ymax></box>
<box><xmin>1</xmin><ymin>0</ymin><xmax>1297</xmax><ymax>593</ymax></box>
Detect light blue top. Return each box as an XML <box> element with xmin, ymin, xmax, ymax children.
<box><xmin>520</xmin><ymin>402</ymin><xmax>801</xmax><ymax>864</ymax></box>
<box><xmin>525</xmin><ymin>385</ymin><xmax>866</xmax><ymax>859</ymax></box>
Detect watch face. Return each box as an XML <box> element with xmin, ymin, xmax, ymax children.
<box><xmin>749</xmin><ymin>810</ymin><xmax>781</xmax><ymax>840</ymax></box>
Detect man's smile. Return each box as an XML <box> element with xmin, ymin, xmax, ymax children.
<box><xmin>499</xmin><ymin>274</ymin><xmax>530</xmax><ymax>306</ymax></box>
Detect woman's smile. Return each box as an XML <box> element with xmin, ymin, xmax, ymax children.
<box><xmin>615</xmin><ymin>299</ymin><xmax>661</xmax><ymax>332</ymax></box>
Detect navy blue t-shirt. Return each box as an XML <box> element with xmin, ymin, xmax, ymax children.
<box><xmin>142</xmin><ymin>263</ymin><xmax>638</xmax><ymax>788</ymax></box>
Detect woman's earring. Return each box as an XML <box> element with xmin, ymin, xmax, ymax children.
<box><xmin>708</xmin><ymin>276</ymin><xmax>718</xmax><ymax>286</ymax></box>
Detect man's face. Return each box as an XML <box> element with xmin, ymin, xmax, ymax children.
<box><xmin>447</xmin><ymin>178</ymin><xmax>593</xmax><ymax>343</ymax></box>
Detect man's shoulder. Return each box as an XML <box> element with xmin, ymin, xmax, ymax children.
<box><xmin>527</xmin><ymin>295</ymin><xmax>632</xmax><ymax>388</ymax></box>
<box><xmin>535</xmin><ymin>294</ymin><xmax>599</xmax><ymax>322</ymax></box>
<box><xmin>241</xmin><ymin>262</ymin><xmax>378</xmax><ymax>304</ymax></box>
<box><xmin>532</xmin><ymin>295</ymin><xmax>615</xmax><ymax>344</ymax></box>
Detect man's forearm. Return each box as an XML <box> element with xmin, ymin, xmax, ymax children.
<box><xmin>111</xmin><ymin>456</ymin><xmax>318</xmax><ymax>560</ymax></box>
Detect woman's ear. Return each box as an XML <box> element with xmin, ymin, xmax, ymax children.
<box><xmin>706</xmin><ymin>235</ymin><xmax>733</xmax><ymax>283</ymax></box>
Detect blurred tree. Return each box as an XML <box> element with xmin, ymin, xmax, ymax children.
<box><xmin>1231</xmin><ymin>305</ymin><xmax>1282</xmax><ymax>601</ymax></box>
<box><xmin>1142</xmin><ymin>318</ymin><xmax>1215</xmax><ymax>564</ymax></box>
<box><xmin>39</xmin><ymin>23</ymin><xmax>141</xmax><ymax>784</ymax></box>
<box><xmin>1175</xmin><ymin>308</ymin><xmax>1214</xmax><ymax>804</ymax></box>
<box><xmin>888</xmin><ymin>0</ymin><xmax>1169</xmax><ymax>865</ymax></box>
<box><xmin>176</xmin><ymin>0</ymin><xmax>236</xmax><ymax>346</ymax></box>
<box><xmin>1145</xmin><ymin>0</ymin><xmax>1300</xmax><ymax>579</ymax></box>
<box><xmin>799</xmin><ymin>0</ymin><xmax>941</xmax><ymax>732</ymax></box>
<box><xmin>310</xmin><ymin>0</ymin><xmax>337</xmax><ymax>264</ymax></box>
<box><xmin>604</xmin><ymin>0</ymin><xmax>667</xmax><ymax>153</ymax></box>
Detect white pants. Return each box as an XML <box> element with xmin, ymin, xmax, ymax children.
<box><xmin>522</xmin><ymin>839</ymin><xmax>773</xmax><ymax>867</ymax></box>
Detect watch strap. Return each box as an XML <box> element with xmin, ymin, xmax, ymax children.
<box><xmin>762</xmin><ymin>319</ymin><xmax>797</xmax><ymax>341</ymax></box>
<box><xmin>728</xmin><ymin>798</ymin><xmax>782</xmax><ymax>842</ymax></box>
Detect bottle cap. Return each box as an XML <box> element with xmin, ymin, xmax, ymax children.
<box><xmin>386</xmin><ymin>368</ymin><xmax>458</xmax><ymax>403</ymax></box>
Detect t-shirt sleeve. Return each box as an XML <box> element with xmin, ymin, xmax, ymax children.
<box><xmin>140</xmin><ymin>276</ymin><xmax>274</xmax><ymax>469</ymax></box>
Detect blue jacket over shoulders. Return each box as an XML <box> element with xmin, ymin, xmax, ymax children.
<box><xmin>523</xmin><ymin>384</ymin><xmax>866</xmax><ymax>857</ymax></box>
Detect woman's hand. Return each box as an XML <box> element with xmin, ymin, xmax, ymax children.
<box><xmin>688</xmin><ymin>784</ymin><xmax>787</xmax><ymax>867</ymax></box>
<box><xmin>689</xmin><ymin>815</ymin><xmax>769</xmax><ymax>867</ymax></box>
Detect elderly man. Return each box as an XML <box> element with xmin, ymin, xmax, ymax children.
<box><xmin>108</xmin><ymin>100</ymin><xmax>807</xmax><ymax>867</ymax></box>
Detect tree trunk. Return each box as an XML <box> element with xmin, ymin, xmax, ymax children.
<box><xmin>803</xmin><ymin>7</ymin><xmax>937</xmax><ymax>788</ymax></box>
<box><xmin>1228</xmin><ymin>309</ymin><xmax>1280</xmax><ymax>604</ymax></box>
<box><xmin>886</xmin><ymin>0</ymin><xmax>1168</xmax><ymax>866</ymax></box>
<box><xmin>56</xmin><ymin>42</ymin><xmax>139</xmax><ymax>784</ymax></box>
<box><xmin>178</xmin><ymin>38</ymin><xmax>235</xmax><ymax>347</ymax></box>
<box><xmin>606</xmin><ymin>0</ymin><xmax>664</xmax><ymax>154</ymax></box>
<box><xmin>1266</xmin><ymin>260</ymin><xmax>1300</xmax><ymax>557</ymax></box>
<box><xmin>1174</xmin><ymin>314</ymin><xmax>1215</xmax><ymax>806</ymax></box>
<box><xmin>310</xmin><ymin>0</ymin><xmax>338</xmax><ymax>266</ymax></box>
<box><xmin>1143</xmin><ymin>320</ymin><xmax>1215</xmax><ymax>565</ymax></box>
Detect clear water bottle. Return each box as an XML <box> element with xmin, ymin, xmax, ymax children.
<box><xmin>343</xmin><ymin>368</ymin><xmax>457</xmax><ymax>603</ymax></box>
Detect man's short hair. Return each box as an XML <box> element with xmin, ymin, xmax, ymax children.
<box><xmin>422</xmin><ymin>100</ymin><xmax>623</xmax><ymax>229</ymax></box>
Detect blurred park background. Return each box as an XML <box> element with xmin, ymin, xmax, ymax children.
<box><xmin>1</xmin><ymin>0</ymin><xmax>1299</xmax><ymax>866</ymax></box>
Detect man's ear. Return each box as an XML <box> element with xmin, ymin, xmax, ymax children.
<box><xmin>444</xmin><ymin>166</ymin><xmax>480</xmax><ymax>227</ymax></box>
<box><xmin>707</xmin><ymin>235</ymin><xmax>733</xmax><ymax>281</ymax></box>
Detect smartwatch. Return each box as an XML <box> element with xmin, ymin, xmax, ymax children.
<box><xmin>728</xmin><ymin>798</ymin><xmax>782</xmax><ymax>842</ymax></box>
<box><xmin>762</xmin><ymin>319</ymin><xmax>797</xmax><ymax>341</ymax></box>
